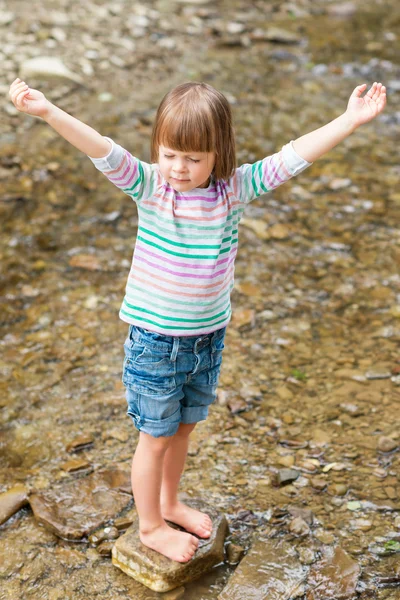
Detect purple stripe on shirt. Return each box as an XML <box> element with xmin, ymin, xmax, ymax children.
<box><xmin>134</xmin><ymin>253</ymin><xmax>236</xmax><ymax>280</ymax></box>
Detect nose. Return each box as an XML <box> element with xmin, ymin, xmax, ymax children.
<box><xmin>172</xmin><ymin>158</ymin><xmax>187</xmax><ymax>174</ymax></box>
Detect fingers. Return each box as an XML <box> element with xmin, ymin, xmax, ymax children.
<box><xmin>351</xmin><ymin>83</ymin><xmax>367</xmax><ymax>98</ymax></box>
<box><xmin>9</xmin><ymin>79</ymin><xmax>30</xmax><ymax>108</ymax></box>
<box><xmin>378</xmin><ymin>85</ymin><xmax>387</xmax><ymax>110</ymax></box>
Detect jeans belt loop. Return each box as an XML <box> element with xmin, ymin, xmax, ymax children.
<box><xmin>171</xmin><ymin>337</ymin><xmax>179</xmax><ymax>362</ymax></box>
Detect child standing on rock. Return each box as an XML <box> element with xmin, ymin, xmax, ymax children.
<box><xmin>9</xmin><ymin>78</ymin><xmax>386</xmax><ymax>562</ymax></box>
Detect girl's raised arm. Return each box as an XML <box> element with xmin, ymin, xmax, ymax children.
<box><xmin>292</xmin><ymin>82</ymin><xmax>386</xmax><ymax>163</ymax></box>
<box><xmin>9</xmin><ymin>78</ymin><xmax>111</xmax><ymax>158</ymax></box>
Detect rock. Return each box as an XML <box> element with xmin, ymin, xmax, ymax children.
<box><xmin>276</xmin><ymin>386</ymin><xmax>294</xmax><ymax>401</ymax></box>
<box><xmin>307</xmin><ymin>547</ymin><xmax>360</xmax><ymax>600</ymax></box>
<box><xmin>378</xmin><ymin>436</ymin><xmax>398</xmax><ymax>453</ymax></box>
<box><xmin>96</xmin><ymin>541</ymin><xmax>114</xmax><ymax>556</ymax></box>
<box><xmin>89</xmin><ymin>526</ymin><xmax>119</xmax><ymax>545</ymax></box>
<box><xmin>328</xmin><ymin>178</ymin><xmax>352</xmax><ymax>190</ymax></box>
<box><xmin>218</xmin><ymin>538</ymin><xmax>306</xmax><ymax>599</ymax></box>
<box><xmin>365</xmin><ymin>370</ymin><xmax>392</xmax><ymax>380</ymax></box>
<box><xmin>275</xmin><ymin>468</ymin><xmax>300</xmax><ymax>485</ymax></box>
<box><xmin>311</xmin><ymin>477</ymin><xmax>327</xmax><ymax>491</ymax></box>
<box><xmin>114</xmin><ymin>515</ymin><xmax>135</xmax><ymax>531</ymax></box>
<box><xmin>69</xmin><ymin>254</ymin><xmax>102</xmax><ymax>271</ymax></box>
<box><xmin>250</xmin><ymin>27</ymin><xmax>302</xmax><ymax>44</ymax></box>
<box><xmin>298</xmin><ymin>547</ymin><xmax>316</xmax><ymax>565</ymax></box>
<box><xmin>240</xmin><ymin>218</ymin><xmax>269</xmax><ymax>240</ymax></box>
<box><xmin>112</xmin><ymin>500</ymin><xmax>228</xmax><ymax>592</ymax></box>
<box><xmin>0</xmin><ymin>484</ymin><xmax>29</xmax><ymax>525</ymax></box>
<box><xmin>289</xmin><ymin>516</ymin><xmax>310</xmax><ymax>536</ymax></box>
<box><xmin>268</xmin><ymin>223</ymin><xmax>291</xmax><ymax>240</ymax></box>
<box><xmin>227</xmin><ymin>397</ymin><xmax>247</xmax><ymax>414</ymax></box>
<box><xmin>60</xmin><ymin>459</ymin><xmax>92</xmax><ymax>472</ymax></box>
<box><xmin>226</xmin><ymin>542</ymin><xmax>245</xmax><ymax>565</ymax></box>
<box><xmin>327</xmin><ymin>2</ymin><xmax>357</xmax><ymax>17</ymax></box>
<box><xmin>314</xmin><ymin>530</ymin><xmax>336</xmax><ymax>545</ymax></box>
<box><xmin>29</xmin><ymin>469</ymin><xmax>132</xmax><ymax>540</ymax></box>
<box><xmin>288</xmin><ymin>506</ymin><xmax>314</xmax><ymax>526</ymax></box>
<box><xmin>0</xmin><ymin>11</ymin><xmax>14</xmax><ymax>25</ymax></box>
<box><xmin>231</xmin><ymin>308</ymin><xmax>255</xmax><ymax>329</ymax></box>
<box><xmin>66</xmin><ymin>434</ymin><xmax>94</xmax><ymax>452</ymax></box>
<box><xmin>20</xmin><ymin>57</ymin><xmax>84</xmax><ymax>85</ymax></box>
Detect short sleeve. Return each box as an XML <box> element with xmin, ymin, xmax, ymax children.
<box><xmin>232</xmin><ymin>141</ymin><xmax>312</xmax><ymax>204</ymax></box>
<box><xmin>88</xmin><ymin>137</ymin><xmax>159</xmax><ymax>204</ymax></box>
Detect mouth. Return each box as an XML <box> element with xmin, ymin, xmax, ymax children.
<box><xmin>171</xmin><ymin>177</ymin><xmax>190</xmax><ymax>182</ymax></box>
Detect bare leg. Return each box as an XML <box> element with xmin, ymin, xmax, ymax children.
<box><xmin>131</xmin><ymin>431</ymin><xmax>199</xmax><ymax>562</ymax></box>
<box><xmin>160</xmin><ymin>422</ymin><xmax>213</xmax><ymax>538</ymax></box>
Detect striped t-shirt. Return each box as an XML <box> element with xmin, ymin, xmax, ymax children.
<box><xmin>89</xmin><ymin>138</ymin><xmax>311</xmax><ymax>336</ymax></box>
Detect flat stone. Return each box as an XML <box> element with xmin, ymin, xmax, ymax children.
<box><xmin>112</xmin><ymin>500</ymin><xmax>228</xmax><ymax>592</ymax></box>
<box><xmin>0</xmin><ymin>484</ymin><xmax>29</xmax><ymax>525</ymax></box>
<box><xmin>307</xmin><ymin>547</ymin><xmax>360</xmax><ymax>600</ymax></box>
<box><xmin>20</xmin><ymin>57</ymin><xmax>84</xmax><ymax>85</ymax></box>
<box><xmin>65</xmin><ymin>434</ymin><xmax>94</xmax><ymax>453</ymax></box>
<box><xmin>29</xmin><ymin>469</ymin><xmax>132</xmax><ymax>540</ymax></box>
<box><xmin>218</xmin><ymin>538</ymin><xmax>306</xmax><ymax>599</ymax></box>
<box><xmin>276</xmin><ymin>468</ymin><xmax>300</xmax><ymax>485</ymax></box>
<box><xmin>60</xmin><ymin>459</ymin><xmax>91</xmax><ymax>472</ymax></box>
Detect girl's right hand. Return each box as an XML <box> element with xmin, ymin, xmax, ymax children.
<box><xmin>9</xmin><ymin>78</ymin><xmax>51</xmax><ymax>119</ymax></box>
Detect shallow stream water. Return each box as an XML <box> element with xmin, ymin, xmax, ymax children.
<box><xmin>1</xmin><ymin>0</ymin><xmax>400</xmax><ymax>598</ymax></box>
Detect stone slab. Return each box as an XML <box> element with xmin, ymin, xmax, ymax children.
<box><xmin>30</xmin><ymin>469</ymin><xmax>132</xmax><ymax>540</ymax></box>
<box><xmin>218</xmin><ymin>538</ymin><xmax>306</xmax><ymax>600</ymax></box>
<box><xmin>112</xmin><ymin>499</ymin><xmax>228</xmax><ymax>592</ymax></box>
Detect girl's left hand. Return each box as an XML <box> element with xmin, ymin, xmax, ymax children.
<box><xmin>346</xmin><ymin>82</ymin><xmax>386</xmax><ymax>128</ymax></box>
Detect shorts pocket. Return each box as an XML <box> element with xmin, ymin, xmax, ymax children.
<box><xmin>122</xmin><ymin>343</ymin><xmax>176</xmax><ymax>396</ymax></box>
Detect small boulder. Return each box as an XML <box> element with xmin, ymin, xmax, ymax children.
<box><xmin>30</xmin><ymin>469</ymin><xmax>132</xmax><ymax>540</ymax></box>
<box><xmin>112</xmin><ymin>500</ymin><xmax>228</xmax><ymax>592</ymax></box>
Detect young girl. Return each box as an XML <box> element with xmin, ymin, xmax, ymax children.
<box><xmin>9</xmin><ymin>78</ymin><xmax>386</xmax><ymax>563</ymax></box>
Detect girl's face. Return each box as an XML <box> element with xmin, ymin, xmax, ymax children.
<box><xmin>159</xmin><ymin>145</ymin><xmax>216</xmax><ymax>191</ymax></box>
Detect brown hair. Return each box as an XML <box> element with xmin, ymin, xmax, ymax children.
<box><xmin>151</xmin><ymin>82</ymin><xmax>236</xmax><ymax>181</ymax></box>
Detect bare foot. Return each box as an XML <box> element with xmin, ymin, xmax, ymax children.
<box><xmin>140</xmin><ymin>522</ymin><xmax>199</xmax><ymax>563</ymax></box>
<box><xmin>161</xmin><ymin>501</ymin><xmax>213</xmax><ymax>538</ymax></box>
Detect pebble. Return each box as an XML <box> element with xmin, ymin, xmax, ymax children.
<box><xmin>311</xmin><ymin>477</ymin><xmax>327</xmax><ymax>491</ymax></box>
<box><xmin>377</xmin><ymin>437</ymin><xmax>399</xmax><ymax>453</ymax></box>
<box><xmin>289</xmin><ymin>516</ymin><xmax>310</xmax><ymax>536</ymax></box>
<box><xmin>226</xmin><ymin>542</ymin><xmax>245</xmax><ymax>565</ymax></box>
<box><xmin>314</xmin><ymin>530</ymin><xmax>336</xmax><ymax>544</ymax></box>
<box><xmin>330</xmin><ymin>483</ymin><xmax>348</xmax><ymax>497</ymax></box>
<box><xmin>60</xmin><ymin>459</ymin><xmax>91</xmax><ymax>473</ymax></box>
<box><xmin>275</xmin><ymin>468</ymin><xmax>300</xmax><ymax>485</ymax></box>
<box><xmin>96</xmin><ymin>541</ymin><xmax>114</xmax><ymax>556</ymax></box>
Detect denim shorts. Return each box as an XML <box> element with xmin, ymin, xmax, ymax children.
<box><xmin>122</xmin><ymin>325</ymin><xmax>226</xmax><ymax>438</ymax></box>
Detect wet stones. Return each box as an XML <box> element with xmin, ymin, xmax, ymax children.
<box><xmin>218</xmin><ymin>538</ymin><xmax>306</xmax><ymax>600</ymax></box>
<box><xmin>29</xmin><ymin>469</ymin><xmax>132</xmax><ymax>540</ymax></box>
<box><xmin>275</xmin><ymin>468</ymin><xmax>300</xmax><ymax>486</ymax></box>
<box><xmin>307</xmin><ymin>547</ymin><xmax>360</xmax><ymax>600</ymax></box>
<box><xmin>112</xmin><ymin>500</ymin><xmax>228</xmax><ymax>592</ymax></box>
<box><xmin>0</xmin><ymin>484</ymin><xmax>29</xmax><ymax>525</ymax></box>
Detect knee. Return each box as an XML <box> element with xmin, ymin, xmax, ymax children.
<box><xmin>139</xmin><ymin>431</ymin><xmax>173</xmax><ymax>455</ymax></box>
